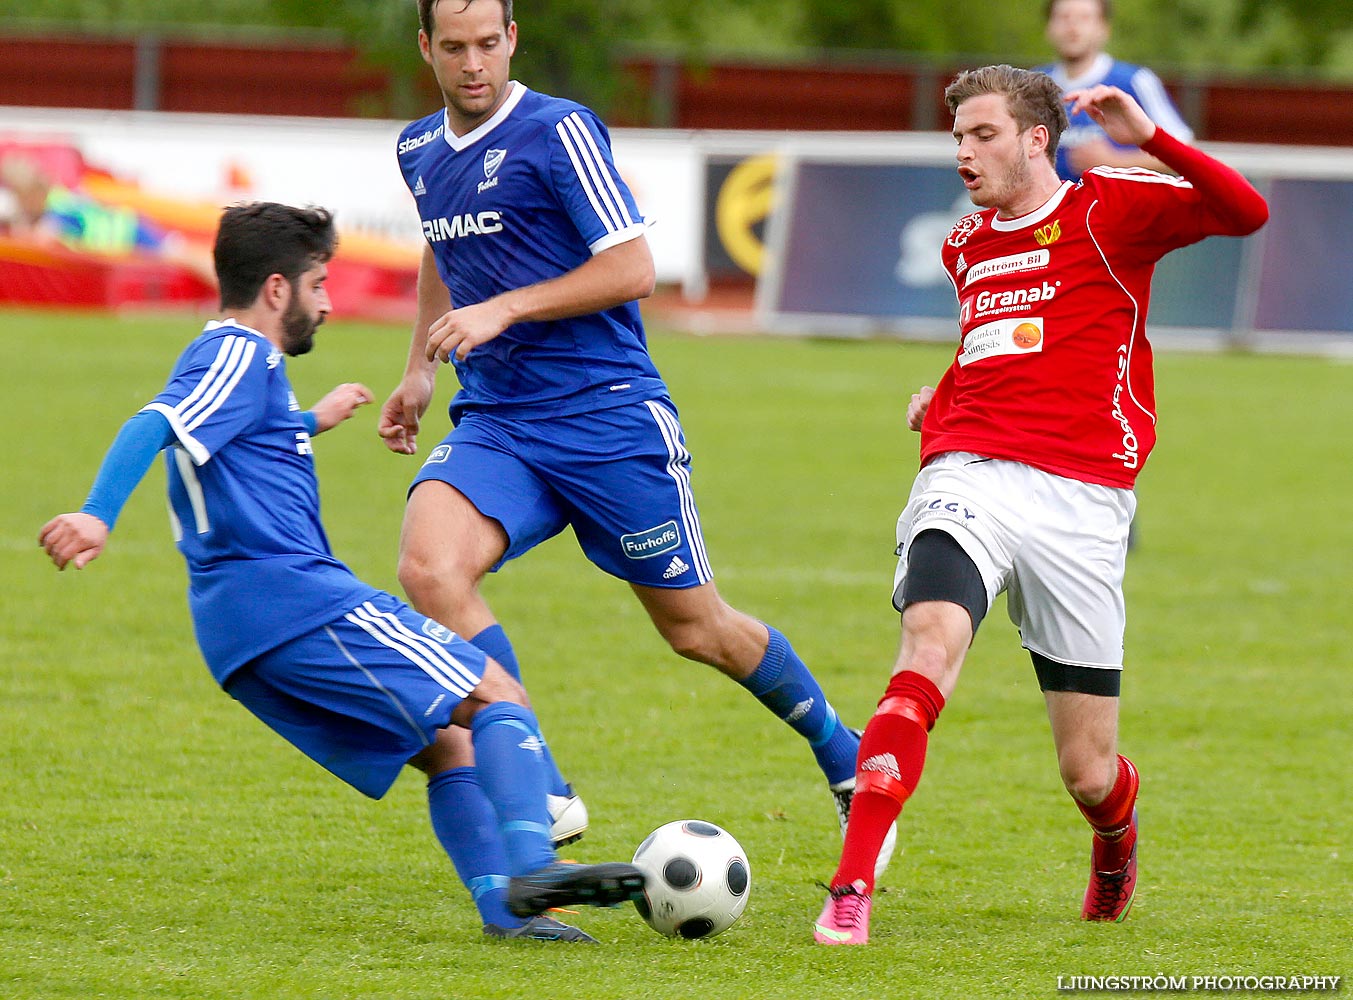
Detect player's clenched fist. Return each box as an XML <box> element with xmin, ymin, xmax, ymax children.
<box><xmin>39</xmin><ymin>512</ymin><xmax>109</xmax><ymax>570</ymax></box>
<box><xmin>907</xmin><ymin>386</ymin><xmax>935</xmax><ymax>432</ymax></box>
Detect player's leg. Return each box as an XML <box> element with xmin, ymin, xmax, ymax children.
<box><xmin>1015</xmin><ymin>468</ymin><xmax>1137</xmax><ymax>921</ymax></box>
<box><xmin>538</xmin><ymin>398</ymin><xmax>862</xmax><ymax>790</ymax></box>
<box><xmin>224</xmin><ymin>603</ymin><xmax>591</xmax><ymax>939</ymax></box>
<box><xmin>632</xmin><ymin>581</ymin><xmax>862</xmax><ymax>781</ymax></box>
<box><xmin>813</xmin><ymin>529</ymin><xmax>986</xmax><ymax>945</ymax></box>
<box><xmin>400</xmin><ymin>430</ymin><xmax>579</xmax><ymax>820</ymax></box>
<box><xmin>1043</xmin><ymin>677</ymin><xmax>1138</xmax><ymax>921</ymax></box>
<box><xmin>435</xmin><ymin>664</ymin><xmax>646</xmax><ymax>919</ymax></box>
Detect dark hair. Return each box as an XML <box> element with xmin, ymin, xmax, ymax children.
<box><xmin>214</xmin><ymin>203</ymin><xmax>337</xmax><ymax>310</ymax></box>
<box><xmin>944</xmin><ymin>65</ymin><xmax>1069</xmax><ymax>164</ymax></box>
<box><xmin>418</xmin><ymin>0</ymin><xmax>513</xmax><ymax>39</ymax></box>
<box><xmin>1044</xmin><ymin>0</ymin><xmax>1112</xmax><ymax>21</ymax></box>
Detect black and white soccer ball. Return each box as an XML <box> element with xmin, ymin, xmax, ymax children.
<box><xmin>631</xmin><ymin>819</ymin><xmax>750</xmax><ymax>939</ymax></box>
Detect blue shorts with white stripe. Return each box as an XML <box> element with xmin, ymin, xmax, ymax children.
<box><xmin>225</xmin><ymin>592</ymin><xmax>487</xmax><ymax>799</ymax></box>
<box><xmin>410</xmin><ymin>396</ymin><xmax>713</xmax><ymax>589</ymax></box>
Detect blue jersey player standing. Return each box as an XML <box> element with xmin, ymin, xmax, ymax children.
<box><xmin>39</xmin><ymin>201</ymin><xmax>645</xmax><ymax>944</ymax></box>
<box><xmin>378</xmin><ymin>0</ymin><xmax>893</xmax><ymax>906</ymax></box>
<box><xmin>1036</xmin><ymin>0</ymin><xmax>1193</xmax><ymax>181</ymax></box>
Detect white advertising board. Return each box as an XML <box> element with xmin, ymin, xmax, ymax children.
<box><xmin>0</xmin><ymin>105</ymin><xmax>702</xmax><ymax>284</ymax></box>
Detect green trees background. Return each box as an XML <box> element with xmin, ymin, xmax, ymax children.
<box><xmin>7</xmin><ymin>0</ymin><xmax>1353</xmax><ymax>116</ymax></box>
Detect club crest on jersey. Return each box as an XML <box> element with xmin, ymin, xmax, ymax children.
<box><xmin>421</xmin><ymin>619</ymin><xmax>454</xmax><ymax>643</ymax></box>
<box><xmin>947</xmin><ymin>212</ymin><xmax>984</xmax><ymax>248</ymax></box>
<box><xmin>1034</xmin><ymin>220</ymin><xmax>1062</xmax><ymax>246</ymax></box>
<box><xmin>478</xmin><ymin>148</ymin><xmax>506</xmax><ymax>193</ymax></box>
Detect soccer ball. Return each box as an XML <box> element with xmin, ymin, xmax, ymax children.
<box><xmin>631</xmin><ymin>819</ymin><xmax>750</xmax><ymax>939</ymax></box>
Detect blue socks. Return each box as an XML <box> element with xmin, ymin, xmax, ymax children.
<box><xmin>740</xmin><ymin>624</ymin><xmax>859</xmax><ymax>786</ymax></box>
<box><xmin>469</xmin><ymin>624</ymin><xmax>572</xmax><ymax>799</ymax></box>
<box><xmin>468</xmin><ymin>701</ymin><xmax>556</xmax><ymax>876</ymax></box>
<box><xmin>427</xmin><ymin>767</ymin><xmax>519</xmax><ymax>928</ymax></box>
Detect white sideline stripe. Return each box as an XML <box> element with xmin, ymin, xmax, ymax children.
<box><xmin>325</xmin><ymin>625</ymin><xmax>430</xmax><ymax>746</ymax></box>
<box><xmin>1089</xmin><ymin>164</ymin><xmax>1193</xmax><ymax>189</ymax></box>
<box><xmin>1084</xmin><ymin>199</ymin><xmax>1156</xmax><ymax>427</ymax></box>
<box><xmin>182</xmin><ymin>335</ymin><xmax>255</xmax><ymax>430</ymax></box>
<box><xmin>556</xmin><ymin>112</ymin><xmax>631</xmax><ymax>234</ymax></box>
<box><xmin>643</xmin><ymin>399</ymin><xmax>713</xmax><ymax>583</ymax></box>
<box><xmin>345</xmin><ymin>601</ymin><xmax>479</xmax><ymax>696</ymax></box>
<box><xmin>142</xmin><ymin>335</ymin><xmax>257</xmax><ymax>466</ymax></box>
<box><xmin>171</xmin><ymin>447</ymin><xmax>210</xmax><ymax>534</ymax></box>
<box><xmin>173</xmin><ymin>335</ymin><xmax>238</xmax><ymax>424</ymax></box>
<box><xmin>564</xmin><ymin>113</ymin><xmax>634</xmax><ymax>228</ymax></box>
<box><xmin>559</xmin><ymin>112</ymin><xmax>626</xmax><ymax>229</ymax></box>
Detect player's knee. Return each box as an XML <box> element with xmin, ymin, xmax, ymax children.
<box><xmin>396</xmin><ymin>547</ymin><xmax>437</xmax><ymax>602</ymax></box>
<box><xmin>660</xmin><ymin>619</ymin><xmax>717</xmax><ymax>664</ymax></box>
<box><xmin>397</xmin><ymin>548</ymin><xmax>470</xmax><ymax>611</ymax></box>
<box><xmin>1058</xmin><ymin>752</ymin><xmax>1117</xmax><ymax>806</ymax></box>
<box><xmin>475</xmin><ymin>660</ymin><xmax>528</xmax><ymax>706</ymax></box>
<box><xmin>409</xmin><ymin>726</ymin><xmax>474</xmax><ymax>775</ymax></box>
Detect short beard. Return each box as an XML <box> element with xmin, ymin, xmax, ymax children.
<box><xmin>281</xmin><ymin>293</ymin><xmax>321</xmax><ymax>357</ymax></box>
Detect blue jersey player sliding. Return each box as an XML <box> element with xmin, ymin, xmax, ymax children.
<box><xmin>377</xmin><ymin>0</ymin><xmax>895</xmax><ymax>920</ymax></box>
<box><xmin>39</xmin><ymin>201</ymin><xmax>645</xmax><ymax>944</ymax></box>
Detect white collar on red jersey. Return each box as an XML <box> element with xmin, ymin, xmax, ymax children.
<box><xmin>991</xmin><ymin>181</ymin><xmax>1075</xmax><ymax>231</ymax></box>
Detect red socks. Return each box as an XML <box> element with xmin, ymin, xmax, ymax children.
<box><xmin>1078</xmin><ymin>755</ymin><xmax>1139</xmax><ymax>870</ymax></box>
<box><xmin>832</xmin><ymin>671</ymin><xmax>945</xmax><ymax>892</ymax></box>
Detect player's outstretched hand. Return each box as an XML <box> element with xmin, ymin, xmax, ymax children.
<box><xmin>39</xmin><ymin>512</ymin><xmax>109</xmax><ymax>570</ymax></box>
<box><xmin>907</xmin><ymin>386</ymin><xmax>935</xmax><ymax>432</ymax></box>
<box><xmin>378</xmin><ymin>372</ymin><xmax>436</xmax><ymax>455</ymax></box>
<box><xmin>310</xmin><ymin>382</ymin><xmax>375</xmax><ymax>435</ymax></box>
<box><xmin>1062</xmin><ymin>85</ymin><xmax>1157</xmax><ymax>149</ymax></box>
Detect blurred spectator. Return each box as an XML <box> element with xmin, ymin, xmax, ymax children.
<box><xmin>1036</xmin><ymin>0</ymin><xmax>1194</xmax><ymax>181</ymax></box>
<box><xmin>2</xmin><ymin>154</ymin><xmax>168</xmax><ymax>251</ymax></box>
<box><xmin>0</xmin><ymin>153</ymin><xmax>215</xmax><ymax>285</ymax></box>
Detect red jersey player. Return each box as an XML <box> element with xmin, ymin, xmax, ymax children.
<box><xmin>813</xmin><ymin>65</ymin><xmax>1268</xmax><ymax>945</ymax></box>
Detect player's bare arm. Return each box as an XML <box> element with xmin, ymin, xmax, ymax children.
<box><xmin>1062</xmin><ymin>86</ymin><xmax>1156</xmax><ymax>148</ymax></box>
<box><xmin>379</xmin><ymin>245</ymin><xmax>450</xmax><ymax>455</ymax></box>
<box><xmin>907</xmin><ymin>386</ymin><xmax>936</xmax><ymax>432</ymax></box>
<box><xmin>309</xmin><ymin>382</ymin><xmax>375</xmax><ymax>434</ymax></box>
<box><xmin>424</xmin><ymin>235</ymin><xmax>657</xmax><ymax>364</ymax></box>
<box><xmin>38</xmin><ymin>512</ymin><xmax>109</xmax><ymax>571</ymax></box>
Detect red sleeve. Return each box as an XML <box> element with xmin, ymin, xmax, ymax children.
<box><xmin>1141</xmin><ymin>128</ymin><xmax>1270</xmax><ymax>236</ymax></box>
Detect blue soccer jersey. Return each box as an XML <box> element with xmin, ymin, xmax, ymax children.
<box><xmin>396</xmin><ymin>83</ymin><xmax>668</xmax><ymax>421</ymax></box>
<box><xmin>1036</xmin><ymin>54</ymin><xmax>1194</xmax><ymax>181</ymax></box>
<box><xmin>142</xmin><ymin>320</ymin><xmax>378</xmax><ymax>682</ymax></box>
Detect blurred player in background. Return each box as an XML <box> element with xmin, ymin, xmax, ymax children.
<box><xmin>39</xmin><ymin>201</ymin><xmax>645</xmax><ymax>944</ymax></box>
<box><xmin>1037</xmin><ymin>0</ymin><xmax>1194</xmax><ymax>180</ymax></box>
<box><xmin>0</xmin><ymin>153</ymin><xmax>216</xmax><ymax>284</ymax></box>
<box><xmin>379</xmin><ymin>0</ymin><xmax>890</xmax><ymax>930</ymax></box>
<box><xmin>812</xmin><ymin>66</ymin><xmax>1268</xmax><ymax>945</ymax></box>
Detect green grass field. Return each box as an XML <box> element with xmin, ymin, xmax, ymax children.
<box><xmin>3</xmin><ymin>307</ymin><xmax>1349</xmax><ymax>998</ymax></box>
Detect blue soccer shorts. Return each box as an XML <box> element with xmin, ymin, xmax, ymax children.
<box><xmin>409</xmin><ymin>396</ymin><xmax>714</xmax><ymax>588</ymax></box>
<box><xmin>224</xmin><ymin>592</ymin><xmax>487</xmax><ymax>799</ymax></box>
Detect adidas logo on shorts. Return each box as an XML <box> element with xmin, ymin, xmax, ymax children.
<box><xmin>662</xmin><ymin>555</ymin><xmax>690</xmax><ymax>580</ymax></box>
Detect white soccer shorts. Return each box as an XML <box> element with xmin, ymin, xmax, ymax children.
<box><xmin>892</xmin><ymin>451</ymin><xmax>1135</xmax><ymax>670</ymax></box>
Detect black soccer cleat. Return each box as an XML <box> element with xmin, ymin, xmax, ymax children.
<box><xmin>483</xmin><ymin>914</ymin><xmax>599</xmax><ymax>943</ymax></box>
<box><xmin>507</xmin><ymin>861</ymin><xmax>647</xmax><ymax>918</ymax></box>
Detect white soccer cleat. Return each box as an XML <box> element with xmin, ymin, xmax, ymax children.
<box><xmin>830</xmin><ymin>776</ymin><xmax>897</xmax><ymax>882</ymax></box>
<box><xmin>547</xmin><ymin>791</ymin><xmax>589</xmax><ymax>847</ymax></box>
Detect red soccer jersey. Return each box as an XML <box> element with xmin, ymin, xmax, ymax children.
<box><xmin>924</xmin><ymin>137</ymin><xmax>1264</xmax><ymax>489</ymax></box>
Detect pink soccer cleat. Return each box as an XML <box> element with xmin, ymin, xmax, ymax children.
<box><xmin>812</xmin><ymin>879</ymin><xmax>872</xmax><ymax>945</ymax></box>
